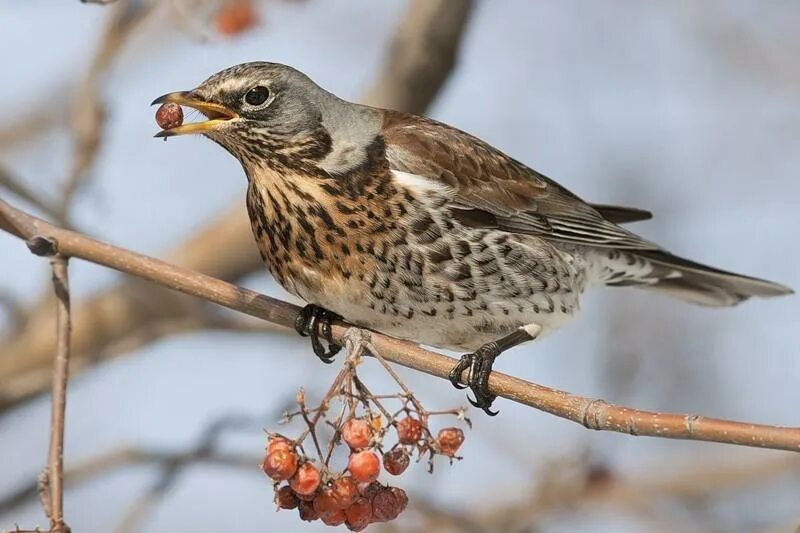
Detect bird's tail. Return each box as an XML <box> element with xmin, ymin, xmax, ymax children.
<box><xmin>594</xmin><ymin>249</ymin><xmax>793</xmax><ymax>307</ymax></box>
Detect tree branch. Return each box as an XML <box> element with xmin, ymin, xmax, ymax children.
<box><xmin>27</xmin><ymin>253</ymin><xmax>73</xmax><ymax>533</ymax></box>
<box><xmin>2</xmin><ymin>198</ymin><xmax>799</xmax><ymax>453</ymax></box>
<box><xmin>362</xmin><ymin>0</ymin><xmax>474</xmax><ymax>111</ymax></box>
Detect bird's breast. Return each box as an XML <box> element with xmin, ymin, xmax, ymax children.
<box><xmin>244</xmin><ymin>164</ymin><xmax>411</xmax><ymax>301</ymax></box>
<box><xmin>243</xmin><ymin>166</ymin><xmax>588</xmax><ymax>350</ymax></box>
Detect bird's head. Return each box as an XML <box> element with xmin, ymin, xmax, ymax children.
<box><xmin>152</xmin><ymin>62</ymin><xmax>356</xmax><ymax>167</ymax></box>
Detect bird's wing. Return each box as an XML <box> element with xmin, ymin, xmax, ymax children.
<box><xmin>587</xmin><ymin>204</ymin><xmax>652</xmax><ymax>224</ymax></box>
<box><xmin>381</xmin><ymin>111</ymin><xmax>658</xmax><ymax>250</ymax></box>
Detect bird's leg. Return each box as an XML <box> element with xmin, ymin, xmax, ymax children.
<box><xmin>448</xmin><ymin>326</ymin><xmax>540</xmax><ymax>416</ymax></box>
<box><xmin>294</xmin><ymin>304</ymin><xmax>342</xmax><ymax>363</ymax></box>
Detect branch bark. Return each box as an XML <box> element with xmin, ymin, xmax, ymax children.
<box><xmin>0</xmin><ymin>0</ymin><xmax>475</xmax><ymax>410</ymax></box>
<box><xmin>2</xmin><ymin>198</ymin><xmax>799</xmax><ymax>453</ymax></box>
<box><xmin>45</xmin><ymin>256</ymin><xmax>71</xmax><ymax>533</ymax></box>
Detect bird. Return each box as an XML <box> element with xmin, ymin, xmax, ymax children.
<box><xmin>153</xmin><ymin>62</ymin><xmax>792</xmax><ymax>415</ymax></box>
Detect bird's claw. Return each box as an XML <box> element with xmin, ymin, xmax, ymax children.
<box><xmin>294</xmin><ymin>304</ymin><xmax>342</xmax><ymax>363</ymax></box>
<box><xmin>448</xmin><ymin>344</ymin><xmax>500</xmax><ymax>416</ymax></box>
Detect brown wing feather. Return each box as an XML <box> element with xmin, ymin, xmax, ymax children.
<box><xmin>382</xmin><ymin>110</ymin><xmax>657</xmax><ymax>249</ymax></box>
<box><xmin>589</xmin><ymin>204</ymin><xmax>653</xmax><ymax>224</ymax></box>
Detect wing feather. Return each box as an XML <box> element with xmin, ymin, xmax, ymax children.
<box><xmin>382</xmin><ymin>111</ymin><xmax>657</xmax><ymax>250</ymax></box>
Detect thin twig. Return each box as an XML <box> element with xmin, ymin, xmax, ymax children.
<box><xmin>45</xmin><ymin>255</ymin><xmax>71</xmax><ymax>533</ymax></box>
<box><xmin>366</xmin><ymin>339</ymin><xmax>426</xmax><ymax>415</ymax></box>
<box><xmin>297</xmin><ymin>390</ymin><xmax>326</xmax><ymax>463</ymax></box>
<box><xmin>2</xmin><ymin>199</ymin><xmax>799</xmax><ymax>453</ymax></box>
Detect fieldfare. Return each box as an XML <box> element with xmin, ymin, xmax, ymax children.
<box><xmin>153</xmin><ymin>62</ymin><xmax>792</xmax><ymax>414</ymax></box>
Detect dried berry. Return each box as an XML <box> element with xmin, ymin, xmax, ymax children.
<box><xmin>267</xmin><ymin>436</ymin><xmax>292</xmax><ymax>455</ymax></box>
<box><xmin>295</xmin><ymin>490</ymin><xmax>317</xmax><ymax>502</ymax></box>
<box><xmin>342</xmin><ymin>418</ymin><xmax>372</xmax><ymax>449</ymax></box>
<box><xmin>330</xmin><ymin>476</ymin><xmax>358</xmax><ymax>509</ymax></box>
<box><xmin>390</xmin><ymin>486</ymin><xmax>408</xmax><ymax>514</ymax></box>
<box><xmin>262</xmin><ymin>448</ymin><xmax>298</xmax><ymax>480</ymax></box>
<box><xmin>371</xmin><ymin>487</ymin><xmax>399</xmax><ymax>522</ymax></box>
<box><xmin>383</xmin><ymin>449</ymin><xmax>410</xmax><ymax>476</ymax></box>
<box><xmin>344</xmin><ymin>497</ymin><xmax>373</xmax><ymax>531</ymax></box>
<box><xmin>312</xmin><ymin>489</ymin><xmax>339</xmax><ymax>515</ymax></box>
<box><xmin>290</xmin><ymin>462</ymin><xmax>321</xmax><ymax>496</ymax></box>
<box><xmin>348</xmin><ymin>450</ymin><xmax>380</xmax><ymax>483</ymax></box>
<box><xmin>395</xmin><ymin>417</ymin><xmax>423</xmax><ymax>444</ymax></box>
<box><xmin>357</xmin><ymin>481</ymin><xmax>383</xmax><ymax>500</ymax></box>
<box><xmin>436</xmin><ymin>427</ymin><xmax>465</xmax><ymax>457</ymax></box>
<box><xmin>155</xmin><ymin>102</ymin><xmax>183</xmax><ymax>130</ymax></box>
<box><xmin>297</xmin><ymin>499</ymin><xmax>319</xmax><ymax>522</ymax></box>
<box><xmin>275</xmin><ymin>485</ymin><xmax>298</xmax><ymax>510</ymax></box>
<box><xmin>320</xmin><ymin>509</ymin><xmax>347</xmax><ymax>527</ymax></box>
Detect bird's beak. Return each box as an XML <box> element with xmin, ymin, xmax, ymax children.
<box><xmin>151</xmin><ymin>91</ymin><xmax>238</xmax><ymax>138</ymax></box>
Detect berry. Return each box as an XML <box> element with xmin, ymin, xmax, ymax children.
<box><xmin>330</xmin><ymin>476</ymin><xmax>358</xmax><ymax>509</ymax></box>
<box><xmin>155</xmin><ymin>102</ymin><xmax>183</xmax><ymax>130</ymax></box>
<box><xmin>267</xmin><ymin>436</ymin><xmax>292</xmax><ymax>455</ymax></box>
<box><xmin>297</xmin><ymin>499</ymin><xmax>319</xmax><ymax>522</ymax></box>
<box><xmin>357</xmin><ymin>481</ymin><xmax>383</xmax><ymax>500</ymax></box>
<box><xmin>342</xmin><ymin>418</ymin><xmax>372</xmax><ymax>449</ymax></box>
<box><xmin>312</xmin><ymin>489</ymin><xmax>339</xmax><ymax>515</ymax></box>
<box><xmin>395</xmin><ymin>417</ymin><xmax>423</xmax><ymax>444</ymax></box>
<box><xmin>436</xmin><ymin>427</ymin><xmax>465</xmax><ymax>457</ymax></box>
<box><xmin>290</xmin><ymin>462</ymin><xmax>321</xmax><ymax>496</ymax></box>
<box><xmin>390</xmin><ymin>486</ymin><xmax>408</xmax><ymax>514</ymax></box>
<box><xmin>262</xmin><ymin>448</ymin><xmax>298</xmax><ymax>480</ymax></box>
<box><xmin>320</xmin><ymin>509</ymin><xmax>347</xmax><ymax>526</ymax></box>
<box><xmin>215</xmin><ymin>0</ymin><xmax>259</xmax><ymax>36</ymax></box>
<box><xmin>344</xmin><ymin>497</ymin><xmax>373</xmax><ymax>531</ymax></box>
<box><xmin>295</xmin><ymin>490</ymin><xmax>317</xmax><ymax>501</ymax></box>
<box><xmin>275</xmin><ymin>485</ymin><xmax>298</xmax><ymax>510</ymax></box>
<box><xmin>383</xmin><ymin>449</ymin><xmax>410</xmax><ymax>475</ymax></box>
<box><xmin>372</xmin><ymin>487</ymin><xmax>401</xmax><ymax>522</ymax></box>
<box><xmin>348</xmin><ymin>450</ymin><xmax>380</xmax><ymax>483</ymax></box>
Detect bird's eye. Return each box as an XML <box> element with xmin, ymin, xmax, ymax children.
<box><xmin>244</xmin><ymin>86</ymin><xmax>270</xmax><ymax>107</ymax></box>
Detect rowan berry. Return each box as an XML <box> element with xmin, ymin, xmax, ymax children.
<box><xmin>383</xmin><ymin>449</ymin><xmax>410</xmax><ymax>475</ymax></box>
<box><xmin>155</xmin><ymin>102</ymin><xmax>183</xmax><ymax>130</ymax></box>
<box><xmin>290</xmin><ymin>462</ymin><xmax>321</xmax><ymax>496</ymax></box>
<box><xmin>348</xmin><ymin>450</ymin><xmax>380</xmax><ymax>483</ymax></box>
<box><xmin>395</xmin><ymin>417</ymin><xmax>423</xmax><ymax>444</ymax></box>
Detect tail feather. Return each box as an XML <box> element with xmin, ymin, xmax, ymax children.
<box><xmin>601</xmin><ymin>249</ymin><xmax>793</xmax><ymax>307</ymax></box>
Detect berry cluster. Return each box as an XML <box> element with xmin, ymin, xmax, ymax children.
<box><xmin>262</xmin><ymin>331</ymin><xmax>469</xmax><ymax>530</ymax></box>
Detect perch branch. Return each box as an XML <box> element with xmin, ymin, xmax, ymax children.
<box><xmin>2</xmin><ymin>198</ymin><xmax>799</xmax><ymax>453</ymax></box>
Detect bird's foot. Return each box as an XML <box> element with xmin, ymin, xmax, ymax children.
<box><xmin>448</xmin><ymin>342</ymin><xmax>501</xmax><ymax>416</ymax></box>
<box><xmin>294</xmin><ymin>304</ymin><xmax>342</xmax><ymax>364</ymax></box>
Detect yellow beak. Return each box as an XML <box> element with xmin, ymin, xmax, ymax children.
<box><xmin>151</xmin><ymin>91</ymin><xmax>238</xmax><ymax>137</ymax></box>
